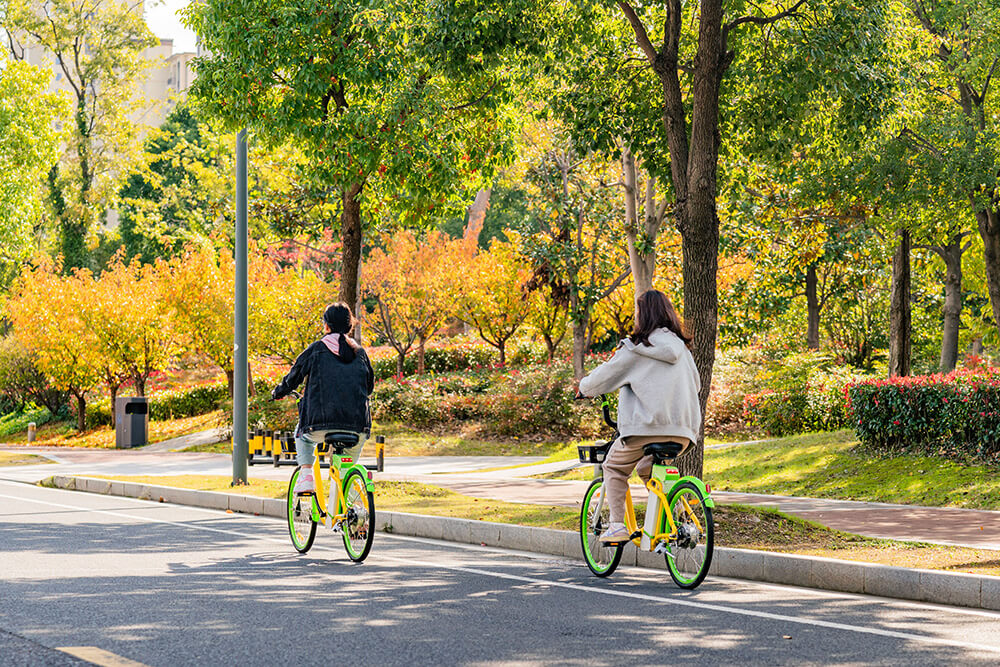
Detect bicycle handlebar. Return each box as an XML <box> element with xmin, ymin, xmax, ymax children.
<box><xmin>600</xmin><ymin>394</ymin><xmax>617</xmax><ymax>430</ymax></box>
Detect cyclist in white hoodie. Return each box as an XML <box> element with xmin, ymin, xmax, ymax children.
<box><xmin>578</xmin><ymin>289</ymin><xmax>702</xmax><ymax>542</ymax></box>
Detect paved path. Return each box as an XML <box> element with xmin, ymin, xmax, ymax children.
<box><xmin>4</xmin><ymin>445</ymin><xmax>1000</xmax><ymax>550</ymax></box>
<box><xmin>3</xmin><ymin>479</ymin><xmax>1000</xmax><ymax>666</ymax></box>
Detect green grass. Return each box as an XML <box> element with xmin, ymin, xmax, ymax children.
<box><xmin>0</xmin><ymin>451</ymin><xmax>52</xmax><ymax>466</ymax></box>
<box><xmin>705</xmin><ymin>429</ymin><xmax>1000</xmax><ymax>510</ymax></box>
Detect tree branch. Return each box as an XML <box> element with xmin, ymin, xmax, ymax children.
<box><xmin>616</xmin><ymin>1</ymin><xmax>658</xmax><ymax>65</ymax></box>
<box><xmin>724</xmin><ymin>0</ymin><xmax>808</xmax><ymax>42</ymax></box>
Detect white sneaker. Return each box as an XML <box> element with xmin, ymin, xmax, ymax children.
<box><xmin>294</xmin><ymin>470</ymin><xmax>315</xmax><ymax>495</ymax></box>
<box><xmin>599</xmin><ymin>523</ymin><xmax>630</xmax><ymax>543</ymax></box>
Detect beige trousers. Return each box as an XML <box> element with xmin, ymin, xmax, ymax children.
<box><xmin>602</xmin><ymin>435</ymin><xmax>689</xmax><ymax>523</ymax></box>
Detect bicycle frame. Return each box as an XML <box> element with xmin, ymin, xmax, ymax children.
<box><xmin>307</xmin><ymin>445</ymin><xmax>374</xmax><ymax>529</ymax></box>
<box><xmin>592</xmin><ymin>459</ymin><xmax>715</xmax><ymax>553</ymax></box>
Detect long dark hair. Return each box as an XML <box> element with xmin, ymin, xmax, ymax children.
<box><xmin>323</xmin><ymin>302</ymin><xmax>359</xmax><ymax>361</ymax></box>
<box><xmin>629</xmin><ymin>290</ymin><xmax>691</xmax><ymax>348</ymax></box>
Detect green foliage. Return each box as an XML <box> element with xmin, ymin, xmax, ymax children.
<box><xmin>0</xmin><ymin>55</ymin><xmax>66</xmax><ymax>281</ymax></box>
<box><xmin>87</xmin><ymin>382</ymin><xmax>231</xmax><ymax>427</ymax></box>
<box><xmin>369</xmin><ymin>339</ymin><xmax>498</xmax><ymax>379</ymax></box>
<box><xmin>371</xmin><ymin>362</ymin><xmax>603</xmax><ymax>438</ymax></box>
<box><xmin>849</xmin><ymin>366</ymin><xmax>1000</xmax><ymax>462</ymax></box>
<box><xmin>184</xmin><ymin>0</ymin><xmax>516</xmax><ymax>223</ymax></box>
<box><xmin>743</xmin><ymin>352</ymin><xmax>877</xmax><ymax>436</ymax></box>
<box><xmin>0</xmin><ymin>336</ymin><xmax>69</xmax><ymax>416</ymax></box>
<box><xmin>0</xmin><ymin>406</ymin><xmax>52</xmax><ymax>438</ymax></box>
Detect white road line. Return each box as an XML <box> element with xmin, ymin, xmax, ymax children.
<box><xmin>6</xmin><ymin>479</ymin><xmax>1000</xmax><ymax>622</ymax></box>
<box><xmin>3</xmin><ymin>489</ymin><xmax>1000</xmax><ymax>655</ymax></box>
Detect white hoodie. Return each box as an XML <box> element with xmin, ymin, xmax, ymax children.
<box><xmin>579</xmin><ymin>327</ymin><xmax>702</xmax><ymax>443</ymax></box>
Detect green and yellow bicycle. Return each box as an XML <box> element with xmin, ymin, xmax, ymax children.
<box><xmin>578</xmin><ymin>395</ymin><xmax>714</xmax><ymax>589</ymax></box>
<box><xmin>286</xmin><ymin>431</ymin><xmax>375</xmax><ymax>562</ymax></box>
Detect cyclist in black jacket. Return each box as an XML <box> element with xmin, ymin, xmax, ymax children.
<box><xmin>271</xmin><ymin>303</ymin><xmax>374</xmax><ymax>494</ymax></box>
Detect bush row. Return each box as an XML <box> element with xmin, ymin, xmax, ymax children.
<box><xmin>372</xmin><ymin>362</ymin><xmax>605</xmax><ymax>439</ymax></box>
<box><xmin>848</xmin><ymin>368</ymin><xmax>1000</xmax><ymax>462</ymax></box>
<box><xmin>368</xmin><ymin>338</ymin><xmax>552</xmax><ymax>380</ymax></box>
<box><xmin>0</xmin><ymin>405</ymin><xmax>52</xmax><ymax>438</ymax></box>
<box><xmin>86</xmin><ymin>382</ymin><xmax>233</xmax><ymax>427</ymax></box>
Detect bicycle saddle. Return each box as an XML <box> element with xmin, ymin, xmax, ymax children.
<box><xmin>642</xmin><ymin>441</ymin><xmax>686</xmax><ymax>463</ymax></box>
<box><xmin>322</xmin><ymin>432</ymin><xmax>359</xmax><ymax>454</ymax></box>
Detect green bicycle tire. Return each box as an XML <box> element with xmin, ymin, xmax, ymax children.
<box><xmin>287</xmin><ymin>466</ymin><xmax>317</xmax><ymax>553</ymax></box>
<box><xmin>580</xmin><ymin>478</ymin><xmax>623</xmax><ymax>577</ymax></box>
<box><xmin>341</xmin><ymin>469</ymin><xmax>374</xmax><ymax>562</ymax></box>
<box><xmin>664</xmin><ymin>480</ymin><xmax>714</xmax><ymax>589</ymax></box>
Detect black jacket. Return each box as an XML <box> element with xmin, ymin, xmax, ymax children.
<box><xmin>272</xmin><ymin>340</ymin><xmax>375</xmax><ymax>435</ymax></box>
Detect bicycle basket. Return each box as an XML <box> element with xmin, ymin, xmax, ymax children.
<box><xmin>578</xmin><ymin>441</ymin><xmax>611</xmax><ymax>464</ymax></box>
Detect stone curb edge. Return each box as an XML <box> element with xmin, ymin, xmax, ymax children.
<box><xmin>44</xmin><ymin>475</ymin><xmax>1000</xmax><ymax>611</ymax></box>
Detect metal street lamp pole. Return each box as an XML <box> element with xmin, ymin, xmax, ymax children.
<box><xmin>233</xmin><ymin>128</ymin><xmax>249</xmax><ymax>485</ymax></box>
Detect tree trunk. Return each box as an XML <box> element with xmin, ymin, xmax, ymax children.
<box><xmin>543</xmin><ymin>333</ymin><xmax>556</xmax><ymax>362</ymax></box>
<box><xmin>132</xmin><ymin>373</ymin><xmax>146</xmax><ymax>397</ymax></box>
<box><xmin>74</xmin><ymin>392</ymin><xmax>86</xmax><ymax>432</ymax></box>
<box><xmin>622</xmin><ymin>144</ymin><xmax>661</xmax><ymax>319</ymax></box>
<box><xmin>464</xmin><ymin>188</ymin><xmax>492</xmax><ymax>247</ymax></box>
<box><xmin>805</xmin><ymin>264</ymin><xmax>820</xmax><ymax>350</ymax></box>
<box><xmin>396</xmin><ymin>351</ymin><xmax>405</xmax><ymax>376</ymax></box>
<box><xmin>975</xmin><ymin>207</ymin><xmax>1000</xmax><ymax>341</ymax></box>
<box><xmin>417</xmin><ymin>335</ymin><xmax>427</xmax><ymax>374</ymax></box>
<box><xmin>572</xmin><ymin>320</ymin><xmax>588</xmax><ymax>381</ymax></box>
<box><xmin>226</xmin><ymin>368</ymin><xmax>235</xmax><ymax>399</ymax></box>
<box><xmin>937</xmin><ymin>235</ymin><xmax>964</xmax><ymax>373</ymax></box>
<box><xmin>108</xmin><ymin>382</ymin><xmax>119</xmax><ymax>428</ymax></box>
<box><xmin>339</xmin><ymin>183</ymin><xmax>364</xmax><ymax>311</ymax></box>
<box><xmin>888</xmin><ymin>229</ymin><xmax>911</xmax><ymax>378</ymax></box>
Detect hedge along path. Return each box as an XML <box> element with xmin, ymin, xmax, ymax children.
<box><xmin>849</xmin><ymin>366</ymin><xmax>1000</xmax><ymax>462</ymax></box>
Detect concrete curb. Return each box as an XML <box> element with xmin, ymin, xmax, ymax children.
<box><xmin>43</xmin><ymin>475</ymin><xmax>1000</xmax><ymax>611</ymax></box>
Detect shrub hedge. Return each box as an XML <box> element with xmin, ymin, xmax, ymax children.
<box><xmin>0</xmin><ymin>405</ymin><xmax>51</xmax><ymax>438</ymax></box>
<box><xmin>86</xmin><ymin>381</ymin><xmax>234</xmax><ymax>427</ymax></box>
<box><xmin>371</xmin><ymin>362</ymin><xmax>604</xmax><ymax>439</ymax></box>
<box><xmin>848</xmin><ymin>367</ymin><xmax>1000</xmax><ymax>462</ymax></box>
<box><xmin>368</xmin><ymin>338</ymin><xmax>551</xmax><ymax>380</ymax></box>
<box><xmin>742</xmin><ymin>352</ymin><xmax>875</xmax><ymax>437</ymax></box>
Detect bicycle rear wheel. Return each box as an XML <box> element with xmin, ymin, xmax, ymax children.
<box><xmin>580</xmin><ymin>478</ymin><xmax>623</xmax><ymax>577</ymax></box>
<box><xmin>664</xmin><ymin>481</ymin><xmax>713</xmax><ymax>589</ymax></box>
<box><xmin>342</xmin><ymin>469</ymin><xmax>374</xmax><ymax>562</ymax></box>
<box><xmin>287</xmin><ymin>466</ymin><xmax>317</xmax><ymax>553</ymax></box>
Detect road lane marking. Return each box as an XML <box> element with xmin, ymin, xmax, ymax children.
<box><xmin>57</xmin><ymin>646</ymin><xmax>149</xmax><ymax>666</ymax></box>
<box><xmin>4</xmin><ymin>489</ymin><xmax>1000</xmax><ymax>656</ymax></box>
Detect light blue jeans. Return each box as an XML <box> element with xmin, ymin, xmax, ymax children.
<box><xmin>295</xmin><ymin>429</ymin><xmax>366</xmax><ymax>468</ymax></box>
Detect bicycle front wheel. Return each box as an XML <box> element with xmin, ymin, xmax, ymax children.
<box><xmin>287</xmin><ymin>466</ymin><xmax>317</xmax><ymax>553</ymax></box>
<box><xmin>342</xmin><ymin>469</ymin><xmax>374</xmax><ymax>562</ymax></box>
<box><xmin>580</xmin><ymin>478</ymin><xmax>623</xmax><ymax>577</ymax></box>
<box><xmin>664</xmin><ymin>481</ymin><xmax>714</xmax><ymax>589</ymax></box>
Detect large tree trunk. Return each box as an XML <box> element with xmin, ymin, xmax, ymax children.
<box><xmin>937</xmin><ymin>235</ymin><xmax>964</xmax><ymax>373</ymax></box>
<box><xmin>74</xmin><ymin>392</ymin><xmax>86</xmax><ymax>432</ymax></box>
<box><xmin>975</xmin><ymin>206</ymin><xmax>1000</xmax><ymax>341</ymax></box>
<box><xmin>339</xmin><ymin>183</ymin><xmax>364</xmax><ymax>312</ymax></box>
<box><xmin>226</xmin><ymin>368</ymin><xmax>235</xmax><ymax>399</ymax></box>
<box><xmin>621</xmin><ymin>145</ymin><xmax>660</xmax><ymax>316</ymax></box>
<box><xmin>888</xmin><ymin>229</ymin><xmax>911</xmax><ymax>377</ymax></box>
<box><xmin>805</xmin><ymin>264</ymin><xmax>820</xmax><ymax>350</ymax></box>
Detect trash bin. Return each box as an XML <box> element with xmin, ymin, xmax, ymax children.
<box><xmin>115</xmin><ymin>397</ymin><xmax>148</xmax><ymax>449</ymax></box>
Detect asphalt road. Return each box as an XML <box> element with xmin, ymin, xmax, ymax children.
<box><xmin>2</xmin><ymin>479</ymin><xmax>1000</xmax><ymax>666</ymax></box>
